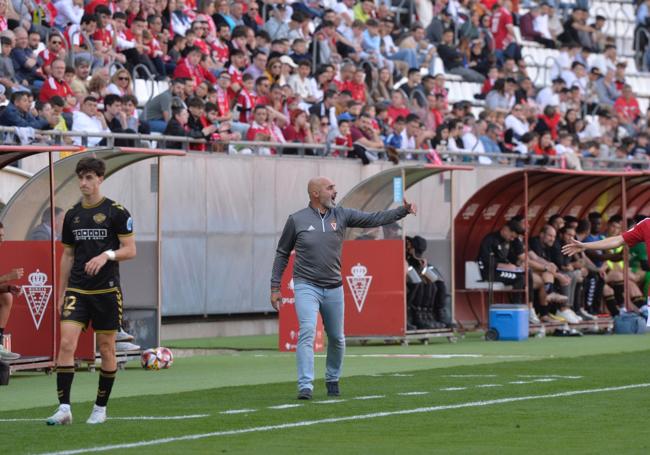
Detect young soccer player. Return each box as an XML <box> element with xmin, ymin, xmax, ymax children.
<box><xmin>46</xmin><ymin>157</ymin><xmax>136</xmax><ymax>425</ymax></box>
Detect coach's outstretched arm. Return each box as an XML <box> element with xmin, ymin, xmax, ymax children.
<box><xmin>562</xmin><ymin>235</ymin><xmax>624</xmax><ymax>256</ymax></box>
<box><xmin>343</xmin><ymin>199</ymin><xmax>417</xmax><ymax>228</ymax></box>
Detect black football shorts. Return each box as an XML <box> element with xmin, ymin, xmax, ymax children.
<box><xmin>60</xmin><ymin>288</ymin><xmax>123</xmax><ymax>333</ymax></box>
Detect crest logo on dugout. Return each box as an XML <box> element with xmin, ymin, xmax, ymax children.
<box><xmin>22</xmin><ymin>269</ymin><xmax>52</xmax><ymax>330</ymax></box>
<box><xmin>346</xmin><ymin>263</ymin><xmax>372</xmax><ymax>313</ymax></box>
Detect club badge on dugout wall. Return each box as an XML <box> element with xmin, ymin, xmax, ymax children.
<box><xmin>346</xmin><ymin>263</ymin><xmax>373</xmax><ymax>313</ymax></box>
<box><xmin>22</xmin><ymin>269</ymin><xmax>52</xmax><ymax>330</ymax></box>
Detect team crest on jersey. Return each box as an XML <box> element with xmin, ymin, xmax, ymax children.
<box><xmin>330</xmin><ymin>219</ymin><xmax>337</xmax><ymax>230</ymax></box>
<box><xmin>93</xmin><ymin>213</ymin><xmax>107</xmax><ymax>224</ymax></box>
<box><xmin>346</xmin><ymin>263</ymin><xmax>372</xmax><ymax>313</ymax></box>
<box><xmin>21</xmin><ymin>269</ymin><xmax>52</xmax><ymax>330</ymax></box>
<box><xmin>73</xmin><ymin>216</ymin><xmax>80</xmax><ymax>224</ymax></box>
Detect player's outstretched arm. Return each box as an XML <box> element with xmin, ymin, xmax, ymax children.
<box><xmin>561</xmin><ymin>235</ymin><xmax>624</xmax><ymax>257</ymax></box>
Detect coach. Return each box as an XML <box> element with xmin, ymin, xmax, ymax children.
<box><xmin>270</xmin><ymin>176</ymin><xmax>416</xmax><ymax>400</ymax></box>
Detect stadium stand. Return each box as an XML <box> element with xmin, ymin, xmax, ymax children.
<box><xmin>0</xmin><ymin>0</ymin><xmax>649</xmax><ymax>169</ymax></box>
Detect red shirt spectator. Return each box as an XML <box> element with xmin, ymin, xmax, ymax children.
<box><xmin>40</xmin><ymin>76</ymin><xmax>74</xmax><ymax>112</ymax></box>
<box><xmin>38</xmin><ymin>47</ymin><xmax>64</xmax><ymax>73</ymax></box>
<box><xmin>386</xmin><ymin>105</ymin><xmax>410</xmax><ymax>126</ymax></box>
<box><xmin>348</xmin><ymin>81</ymin><xmax>366</xmax><ymax>103</ymax></box>
<box><xmin>614</xmin><ymin>87</ymin><xmax>641</xmax><ymax>123</ymax></box>
<box><xmin>236</xmin><ymin>88</ymin><xmax>257</xmax><ymax>123</ymax></box>
<box><xmin>85</xmin><ymin>0</ymin><xmax>109</xmax><ymax>14</ymax></box>
<box><xmin>491</xmin><ymin>2</ymin><xmax>514</xmax><ymax>51</ymax></box>
<box><xmin>174</xmin><ymin>55</ymin><xmax>217</xmax><ymax>87</ymax></box>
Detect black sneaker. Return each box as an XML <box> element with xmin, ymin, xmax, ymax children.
<box><xmin>297</xmin><ymin>388</ymin><xmax>312</xmax><ymax>400</ymax></box>
<box><xmin>326</xmin><ymin>381</ymin><xmax>340</xmax><ymax>397</ymax></box>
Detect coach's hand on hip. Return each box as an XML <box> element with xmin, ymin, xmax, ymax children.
<box><xmin>404</xmin><ymin>199</ymin><xmax>417</xmax><ymax>215</ymax></box>
<box><xmin>270</xmin><ymin>289</ymin><xmax>282</xmax><ymax>311</ymax></box>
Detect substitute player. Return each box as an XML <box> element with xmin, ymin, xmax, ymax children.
<box><xmin>46</xmin><ymin>157</ymin><xmax>136</xmax><ymax>425</ymax></box>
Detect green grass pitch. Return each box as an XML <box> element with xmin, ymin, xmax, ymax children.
<box><xmin>1</xmin><ymin>333</ymin><xmax>649</xmax><ymax>454</ymax></box>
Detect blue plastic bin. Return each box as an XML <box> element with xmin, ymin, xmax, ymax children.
<box><xmin>489</xmin><ymin>304</ymin><xmax>529</xmax><ymax>341</ymax></box>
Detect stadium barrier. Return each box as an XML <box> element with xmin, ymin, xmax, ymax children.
<box><xmin>1</xmin><ymin>126</ymin><xmax>647</xmax><ymax>171</ymax></box>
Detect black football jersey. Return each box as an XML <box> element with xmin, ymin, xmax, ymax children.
<box><xmin>61</xmin><ymin>197</ymin><xmax>134</xmax><ymax>291</ymax></box>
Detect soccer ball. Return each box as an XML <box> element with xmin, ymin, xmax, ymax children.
<box><xmin>140</xmin><ymin>348</ymin><xmax>160</xmax><ymax>370</ymax></box>
<box><xmin>156</xmin><ymin>347</ymin><xmax>174</xmax><ymax>369</ymax></box>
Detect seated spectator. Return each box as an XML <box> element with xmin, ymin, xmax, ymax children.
<box><xmin>27</xmin><ymin>206</ymin><xmax>63</xmax><ymax>240</ymax></box>
<box><xmin>349</xmin><ymin>113</ymin><xmax>385</xmax><ymax>165</ymax></box>
<box><xmin>0</xmin><ymin>221</ymin><xmax>24</xmax><ymax>361</ymax></box>
<box><xmin>614</xmin><ymin>84</ymin><xmax>641</xmax><ymax>135</ymax></box>
<box><xmin>103</xmin><ymin>94</ymin><xmax>137</xmax><ymax>147</ymax></box>
<box><xmin>10</xmin><ymin>27</ymin><xmax>44</xmax><ymax>88</ymax></box>
<box><xmin>186</xmin><ymin>96</ymin><xmax>218</xmax><ymax>151</ymax></box>
<box><xmin>163</xmin><ymin>105</ymin><xmax>192</xmax><ymax>149</ymax></box>
<box><xmin>595</xmin><ymin>69</ymin><xmax>620</xmax><ymax>107</ymax></box>
<box><xmin>71</xmin><ymin>96</ymin><xmax>110</xmax><ymax>146</ymax></box>
<box><xmin>37</xmin><ymin>33</ymin><xmax>66</xmax><ymax>77</ymax></box>
<box><xmin>106</xmin><ymin>69</ymin><xmax>133</xmax><ymax>97</ymax></box>
<box><xmin>282</xmin><ymin>109</ymin><xmax>313</xmax><ymax>147</ymax></box>
<box><xmin>143</xmin><ymin>78</ymin><xmax>187</xmax><ymax>133</ymax></box>
<box><xmin>437</xmin><ymin>28</ymin><xmax>485</xmax><ymax>83</ymax></box>
<box><xmin>38</xmin><ymin>59</ymin><xmax>75</xmax><ymax>113</ymax></box>
<box><xmin>0</xmin><ymin>90</ymin><xmax>50</xmax><ymax>129</ymax></box>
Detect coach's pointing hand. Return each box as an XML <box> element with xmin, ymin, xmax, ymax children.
<box><xmin>404</xmin><ymin>199</ymin><xmax>417</xmax><ymax>215</ymax></box>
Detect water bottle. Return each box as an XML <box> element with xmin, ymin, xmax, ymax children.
<box><xmin>536</xmin><ymin>326</ymin><xmax>545</xmax><ymax>338</ymax></box>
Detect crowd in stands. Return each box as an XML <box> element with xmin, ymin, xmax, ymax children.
<box><xmin>478</xmin><ymin>212</ymin><xmax>650</xmax><ymax>326</ymax></box>
<box><xmin>0</xmin><ymin>0</ymin><xmax>649</xmax><ymax>166</ymax></box>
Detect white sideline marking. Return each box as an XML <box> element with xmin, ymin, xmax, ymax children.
<box><xmin>268</xmin><ymin>404</ymin><xmax>302</xmax><ymax>410</ymax></box>
<box><xmin>476</xmin><ymin>384</ymin><xmax>503</xmax><ymax>388</ymax></box>
<box><xmin>509</xmin><ymin>381</ymin><xmax>534</xmax><ymax>385</ymax></box>
<box><xmin>531</xmin><ymin>378</ymin><xmax>557</xmax><ymax>383</ymax></box>
<box><xmin>397</xmin><ymin>391</ymin><xmax>429</xmax><ymax>396</ymax></box>
<box><xmin>391</xmin><ymin>373</ymin><xmax>413</xmax><ymax>377</ymax></box>
<box><xmin>445</xmin><ymin>374</ymin><xmax>497</xmax><ymax>378</ymax></box>
<box><xmin>518</xmin><ymin>375</ymin><xmax>582</xmax><ymax>379</ymax></box>
<box><xmin>313</xmin><ymin>399</ymin><xmax>346</xmax><ymax>404</ymax></box>
<box><xmin>41</xmin><ymin>383</ymin><xmax>650</xmax><ymax>455</ymax></box>
<box><xmin>354</xmin><ymin>395</ymin><xmax>385</xmax><ymax>400</ymax></box>
<box><xmin>440</xmin><ymin>387</ymin><xmax>466</xmax><ymax>391</ymax></box>
<box><xmin>0</xmin><ymin>414</ymin><xmax>209</xmax><ymax>423</ymax></box>
<box><xmin>220</xmin><ymin>409</ymin><xmax>257</xmax><ymax>415</ymax></box>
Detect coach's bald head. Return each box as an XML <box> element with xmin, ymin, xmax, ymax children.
<box><xmin>308</xmin><ymin>176</ymin><xmax>337</xmax><ymax>211</ymax></box>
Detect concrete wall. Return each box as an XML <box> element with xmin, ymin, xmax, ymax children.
<box><xmin>1</xmin><ymin>153</ymin><xmax>512</xmax><ymax>318</ymax></box>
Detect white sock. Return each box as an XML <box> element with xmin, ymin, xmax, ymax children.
<box><xmin>59</xmin><ymin>404</ymin><xmax>71</xmax><ymax>412</ymax></box>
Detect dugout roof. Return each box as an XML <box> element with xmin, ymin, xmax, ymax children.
<box><xmin>0</xmin><ymin>147</ymin><xmax>185</xmax><ymax>240</ymax></box>
<box><xmin>339</xmin><ymin>163</ymin><xmax>472</xmax><ymax>213</ymax></box>
<box><xmin>453</xmin><ymin>168</ymin><xmax>649</xmax><ymax>288</ymax></box>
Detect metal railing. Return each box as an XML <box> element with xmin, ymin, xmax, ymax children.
<box><xmin>0</xmin><ymin>126</ymin><xmax>648</xmax><ymax>170</ymax></box>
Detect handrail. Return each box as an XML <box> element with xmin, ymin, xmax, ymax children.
<box><xmin>0</xmin><ymin>126</ymin><xmax>648</xmax><ymax>169</ymax></box>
